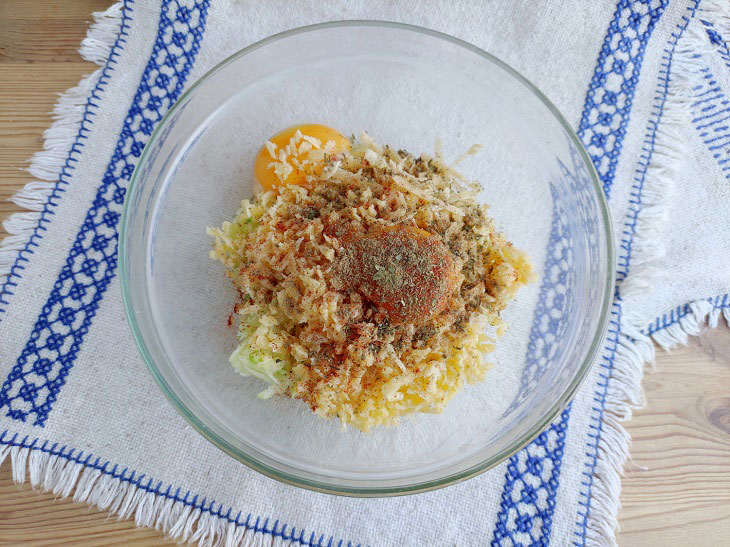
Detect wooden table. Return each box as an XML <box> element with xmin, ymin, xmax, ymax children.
<box><xmin>1</xmin><ymin>2</ymin><xmax>729</xmax><ymax>545</ymax></box>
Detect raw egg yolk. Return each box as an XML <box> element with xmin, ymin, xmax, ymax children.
<box><xmin>254</xmin><ymin>124</ymin><xmax>351</xmax><ymax>190</ymax></box>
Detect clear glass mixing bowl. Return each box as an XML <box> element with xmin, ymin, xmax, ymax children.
<box><xmin>120</xmin><ymin>22</ymin><xmax>614</xmax><ymax>496</ymax></box>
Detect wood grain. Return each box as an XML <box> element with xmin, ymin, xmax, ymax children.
<box><xmin>0</xmin><ymin>0</ymin><xmax>108</xmax><ymax>218</ymax></box>
<box><xmin>617</xmin><ymin>325</ymin><xmax>730</xmax><ymax>546</ymax></box>
<box><xmin>0</xmin><ymin>469</ymin><xmax>175</xmax><ymax>546</ymax></box>
<box><xmin>1</xmin><ymin>1</ymin><xmax>729</xmax><ymax>545</ymax></box>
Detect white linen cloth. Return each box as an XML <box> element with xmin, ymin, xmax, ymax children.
<box><xmin>1</xmin><ymin>1</ymin><xmax>729</xmax><ymax>545</ymax></box>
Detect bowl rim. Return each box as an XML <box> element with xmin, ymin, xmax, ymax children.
<box><xmin>120</xmin><ymin>19</ymin><xmax>616</xmax><ymax>497</ymax></box>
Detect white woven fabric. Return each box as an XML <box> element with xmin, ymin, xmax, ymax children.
<box><xmin>1</xmin><ymin>1</ymin><xmax>729</xmax><ymax>545</ymax></box>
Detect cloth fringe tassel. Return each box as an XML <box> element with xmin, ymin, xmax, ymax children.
<box><xmin>649</xmin><ymin>300</ymin><xmax>730</xmax><ymax>350</ymax></box>
<box><xmin>0</xmin><ymin>443</ymin><xmax>300</xmax><ymax>547</ymax></box>
<box><xmin>0</xmin><ymin>4</ymin><xmax>123</xmax><ymax>280</ymax></box>
<box><xmin>583</xmin><ymin>2</ymin><xmax>730</xmax><ymax>545</ymax></box>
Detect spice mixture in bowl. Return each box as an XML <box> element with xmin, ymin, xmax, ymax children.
<box><xmin>121</xmin><ymin>22</ymin><xmax>613</xmax><ymax>495</ymax></box>
<box><xmin>208</xmin><ymin>128</ymin><xmax>531</xmax><ymax>431</ymax></box>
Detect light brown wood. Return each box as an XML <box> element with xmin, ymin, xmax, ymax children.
<box><xmin>617</xmin><ymin>324</ymin><xmax>730</xmax><ymax>546</ymax></box>
<box><xmin>0</xmin><ymin>469</ymin><xmax>176</xmax><ymax>546</ymax></box>
<box><xmin>0</xmin><ymin>1</ymin><xmax>729</xmax><ymax>545</ymax></box>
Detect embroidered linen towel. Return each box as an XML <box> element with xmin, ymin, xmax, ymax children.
<box><xmin>1</xmin><ymin>1</ymin><xmax>729</xmax><ymax>545</ymax></box>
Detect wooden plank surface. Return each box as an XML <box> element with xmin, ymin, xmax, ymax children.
<box><xmin>0</xmin><ymin>1</ymin><xmax>729</xmax><ymax>545</ymax></box>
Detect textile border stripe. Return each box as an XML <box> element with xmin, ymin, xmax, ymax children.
<box><xmin>578</xmin><ymin>0</ymin><xmax>669</xmax><ymax>198</ymax></box>
<box><xmin>491</xmin><ymin>407</ymin><xmax>570</xmax><ymax>546</ymax></box>
<box><xmin>645</xmin><ymin>294</ymin><xmax>730</xmax><ymax>335</ymax></box>
<box><xmin>491</xmin><ymin>169</ymin><xmax>577</xmax><ymax>545</ymax></box>
<box><xmin>491</xmin><ymin>1</ymin><xmax>668</xmax><ymax>545</ymax></box>
<box><xmin>574</xmin><ymin>2</ymin><xmax>698</xmax><ymax>545</ymax></box>
<box><xmin>0</xmin><ymin>0</ymin><xmax>210</xmax><ymax>426</ymax></box>
<box><xmin>644</xmin><ymin>13</ymin><xmax>730</xmax><ymax>339</ymax></box>
<box><xmin>0</xmin><ymin>431</ymin><xmax>356</xmax><ymax>547</ymax></box>
<box><xmin>691</xmin><ymin>66</ymin><xmax>730</xmax><ymax>177</ymax></box>
<box><xmin>506</xmin><ymin>181</ymin><xmax>576</xmax><ymax>416</ymax></box>
<box><xmin>701</xmin><ymin>19</ymin><xmax>730</xmax><ymax>65</ymax></box>
<box><xmin>0</xmin><ymin>4</ymin><xmax>132</xmax><ymax>313</ymax></box>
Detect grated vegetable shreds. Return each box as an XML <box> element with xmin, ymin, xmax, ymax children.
<box><xmin>208</xmin><ymin>133</ymin><xmax>532</xmax><ymax>431</ymax></box>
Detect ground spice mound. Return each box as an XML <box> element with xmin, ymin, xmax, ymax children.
<box><xmin>209</xmin><ymin>133</ymin><xmax>533</xmax><ymax>431</ymax></box>
<box><xmin>334</xmin><ymin>225</ymin><xmax>456</xmax><ymax>325</ymax></box>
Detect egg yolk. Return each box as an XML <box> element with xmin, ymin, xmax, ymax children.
<box><xmin>254</xmin><ymin>124</ymin><xmax>351</xmax><ymax>190</ymax></box>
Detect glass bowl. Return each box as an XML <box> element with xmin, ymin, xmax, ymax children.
<box><xmin>120</xmin><ymin>21</ymin><xmax>614</xmax><ymax>496</ymax></box>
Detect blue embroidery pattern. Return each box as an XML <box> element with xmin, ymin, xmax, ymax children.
<box><xmin>0</xmin><ymin>0</ymin><xmax>210</xmax><ymax>426</ymax></box>
<box><xmin>645</xmin><ymin>294</ymin><xmax>730</xmax><ymax>335</ymax></box>
<box><xmin>506</xmin><ymin>145</ymin><xmax>589</xmax><ymax>415</ymax></box>
<box><xmin>577</xmin><ymin>0</ymin><xmax>669</xmax><ymax>198</ymax></box>
<box><xmin>644</xmin><ymin>26</ymin><xmax>730</xmax><ymax>338</ymax></box>
<box><xmin>490</xmin><ymin>144</ymin><xmax>584</xmax><ymax>544</ymax></box>
<box><xmin>491</xmin><ymin>407</ymin><xmax>570</xmax><ymax>547</ymax></box>
<box><xmin>0</xmin><ymin>431</ymin><xmax>358</xmax><ymax>547</ymax></box>
<box><xmin>492</xmin><ymin>136</ymin><xmax>599</xmax><ymax>545</ymax></box>
<box><xmin>0</xmin><ymin>4</ymin><xmax>133</xmax><ymax>315</ymax></box>
<box><xmin>575</xmin><ymin>4</ymin><xmax>698</xmax><ymax>545</ymax></box>
<box><xmin>495</xmin><ymin>1</ymin><xmax>671</xmax><ymax>543</ymax></box>
<box><xmin>690</xmin><ymin>66</ymin><xmax>730</xmax><ymax>180</ymax></box>
<box><xmin>701</xmin><ymin>19</ymin><xmax>730</xmax><ymax>66</ymax></box>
